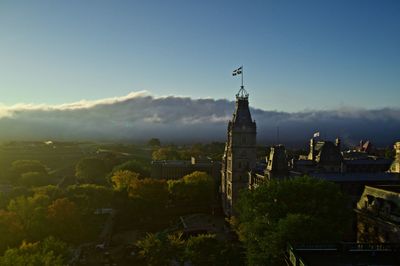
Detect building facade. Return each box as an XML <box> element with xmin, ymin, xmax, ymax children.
<box><xmin>356</xmin><ymin>185</ymin><xmax>400</xmax><ymax>243</ymax></box>
<box><xmin>249</xmin><ymin>144</ymin><xmax>288</xmax><ymax>189</ymax></box>
<box><xmin>221</xmin><ymin>88</ymin><xmax>257</xmax><ymax>217</ymax></box>
<box><xmin>390</xmin><ymin>142</ymin><xmax>400</xmax><ymax>173</ymax></box>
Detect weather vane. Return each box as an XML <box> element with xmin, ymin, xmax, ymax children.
<box><xmin>232</xmin><ymin>66</ymin><xmax>248</xmax><ymax>98</ymax></box>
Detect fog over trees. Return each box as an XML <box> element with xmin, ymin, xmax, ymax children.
<box><xmin>0</xmin><ymin>92</ymin><xmax>399</xmax><ymax>146</ymax></box>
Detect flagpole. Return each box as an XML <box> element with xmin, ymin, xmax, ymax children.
<box><xmin>241</xmin><ymin>65</ymin><xmax>244</xmax><ymax>88</ymax></box>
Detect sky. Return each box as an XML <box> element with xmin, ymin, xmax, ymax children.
<box><xmin>0</xmin><ymin>0</ymin><xmax>399</xmax><ymax>112</ymax></box>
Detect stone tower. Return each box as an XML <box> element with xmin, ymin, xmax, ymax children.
<box><xmin>221</xmin><ymin>88</ymin><xmax>257</xmax><ymax>217</ymax></box>
<box><xmin>390</xmin><ymin>141</ymin><xmax>400</xmax><ymax>173</ymax></box>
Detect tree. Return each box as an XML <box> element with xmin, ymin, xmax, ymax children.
<box><xmin>185</xmin><ymin>234</ymin><xmax>221</xmax><ymax>265</ymax></box>
<box><xmin>47</xmin><ymin>198</ymin><xmax>83</xmax><ymax>243</ymax></box>
<box><xmin>152</xmin><ymin>146</ymin><xmax>181</xmax><ymax>160</ymax></box>
<box><xmin>168</xmin><ymin>171</ymin><xmax>215</xmax><ymax>213</ymax></box>
<box><xmin>0</xmin><ymin>210</ymin><xmax>23</xmax><ymax>252</ymax></box>
<box><xmin>32</xmin><ymin>185</ymin><xmax>63</xmax><ymax>200</ymax></box>
<box><xmin>110</xmin><ymin>160</ymin><xmax>150</xmax><ymax>179</ymax></box>
<box><xmin>75</xmin><ymin>158</ymin><xmax>108</xmax><ymax>184</ymax></box>
<box><xmin>135</xmin><ymin>233</ymin><xmax>242</xmax><ymax>266</ymax></box>
<box><xmin>136</xmin><ymin>233</ymin><xmax>184</xmax><ymax>266</ymax></box>
<box><xmin>7</xmin><ymin>194</ymin><xmax>50</xmax><ymax>241</ymax></box>
<box><xmin>111</xmin><ymin>170</ymin><xmax>140</xmax><ymax>194</ymax></box>
<box><xmin>129</xmin><ymin>178</ymin><xmax>169</xmax><ymax>214</ymax></box>
<box><xmin>10</xmin><ymin>160</ymin><xmax>48</xmax><ymax>185</ymax></box>
<box><xmin>0</xmin><ymin>236</ymin><xmax>69</xmax><ymax>266</ymax></box>
<box><xmin>19</xmin><ymin>172</ymin><xmax>53</xmax><ymax>187</ymax></box>
<box><xmin>236</xmin><ymin>176</ymin><xmax>351</xmax><ymax>266</ymax></box>
<box><xmin>147</xmin><ymin>138</ymin><xmax>161</xmax><ymax>147</ymax></box>
<box><xmin>11</xmin><ymin>160</ymin><xmax>47</xmax><ymax>176</ymax></box>
<box><xmin>116</xmin><ymin>177</ymin><xmax>170</xmax><ymax>229</ymax></box>
<box><xmin>66</xmin><ymin>184</ymin><xmax>112</xmax><ymax>213</ymax></box>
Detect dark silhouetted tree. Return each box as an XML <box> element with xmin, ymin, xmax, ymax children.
<box><xmin>236</xmin><ymin>176</ymin><xmax>351</xmax><ymax>266</ymax></box>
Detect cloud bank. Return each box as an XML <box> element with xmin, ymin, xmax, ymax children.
<box><xmin>0</xmin><ymin>91</ymin><xmax>399</xmax><ymax>147</ymax></box>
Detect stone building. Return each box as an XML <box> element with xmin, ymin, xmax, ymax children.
<box><xmin>286</xmin><ymin>243</ymin><xmax>400</xmax><ymax>266</ymax></box>
<box><xmin>221</xmin><ymin>88</ymin><xmax>256</xmax><ymax>217</ymax></box>
<box><xmin>390</xmin><ymin>141</ymin><xmax>400</xmax><ymax>173</ymax></box>
<box><xmin>307</xmin><ymin>137</ymin><xmax>343</xmax><ymax>173</ymax></box>
<box><xmin>249</xmin><ymin>144</ymin><xmax>288</xmax><ymax>189</ymax></box>
<box><xmin>355</xmin><ymin>185</ymin><xmax>400</xmax><ymax>243</ymax></box>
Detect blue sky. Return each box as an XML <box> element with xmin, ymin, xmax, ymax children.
<box><xmin>0</xmin><ymin>0</ymin><xmax>399</xmax><ymax>112</ymax></box>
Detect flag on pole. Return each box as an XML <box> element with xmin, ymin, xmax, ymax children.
<box><xmin>313</xmin><ymin>132</ymin><xmax>320</xmax><ymax>138</ymax></box>
<box><xmin>232</xmin><ymin>66</ymin><xmax>243</xmax><ymax>76</ymax></box>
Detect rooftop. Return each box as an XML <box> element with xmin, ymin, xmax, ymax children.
<box><xmin>367</xmin><ymin>185</ymin><xmax>400</xmax><ymax>194</ymax></box>
<box><xmin>288</xmin><ymin>243</ymin><xmax>400</xmax><ymax>266</ymax></box>
<box><xmin>310</xmin><ymin>172</ymin><xmax>400</xmax><ymax>182</ymax></box>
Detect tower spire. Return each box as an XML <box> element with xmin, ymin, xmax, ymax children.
<box><xmin>221</xmin><ymin>66</ymin><xmax>257</xmax><ymax>217</ymax></box>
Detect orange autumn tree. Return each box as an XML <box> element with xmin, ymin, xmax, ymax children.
<box><xmin>47</xmin><ymin>198</ymin><xmax>83</xmax><ymax>243</ymax></box>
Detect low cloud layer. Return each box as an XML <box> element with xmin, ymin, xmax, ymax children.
<box><xmin>0</xmin><ymin>91</ymin><xmax>399</xmax><ymax>147</ymax></box>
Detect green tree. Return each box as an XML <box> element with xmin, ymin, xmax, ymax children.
<box><xmin>135</xmin><ymin>233</ymin><xmax>242</xmax><ymax>266</ymax></box>
<box><xmin>7</xmin><ymin>194</ymin><xmax>50</xmax><ymax>241</ymax></box>
<box><xmin>47</xmin><ymin>198</ymin><xmax>83</xmax><ymax>243</ymax></box>
<box><xmin>111</xmin><ymin>170</ymin><xmax>140</xmax><ymax>194</ymax></box>
<box><xmin>130</xmin><ymin>178</ymin><xmax>169</xmax><ymax>215</ymax></box>
<box><xmin>136</xmin><ymin>233</ymin><xmax>184</xmax><ymax>266</ymax></box>
<box><xmin>147</xmin><ymin>138</ymin><xmax>161</xmax><ymax>147</ymax></box>
<box><xmin>185</xmin><ymin>234</ymin><xmax>221</xmax><ymax>265</ymax></box>
<box><xmin>168</xmin><ymin>171</ymin><xmax>215</xmax><ymax>213</ymax></box>
<box><xmin>152</xmin><ymin>146</ymin><xmax>181</xmax><ymax>160</ymax></box>
<box><xmin>32</xmin><ymin>185</ymin><xmax>63</xmax><ymax>201</ymax></box>
<box><xmin>11</xmin><ymin>160</ymin><xmax>47</xmax><ymax>176</ymax></box>
<box><xmin>0</xmin><ymin>236</ymin><xmax>69</xmax><ymax>266</ymax></box>
<box><xmin>0</xmin><ymin>210</ymin><xmax>23</xmax><ymax>252</ymax></box>
<box><xmin>19</xmin><ymin>172</ymin><xmax>53</xmax><ymax>187</ymax></box>
<box><xmin>117</xmin><ymin>178</ymin><xmax>170</xmax><ymax>229</ymax></box>
<box><xmin>66</xmin><ymin>184</ymin><xmax>112</xmax><ymax>213</ymax></box>
<box><xmin>75</xmin><ymin>158</ymin><xmax>108</xmax><ymax>184</ymax></box>
<box><xmin>110</xmin><ymin>160</ymin><xmax>150</xmax><ymax>179</ymax></box>
<box><xmin>236</xmin><ymin>176</ymin><xmax>351</xmax><ymax>266</ymax></box>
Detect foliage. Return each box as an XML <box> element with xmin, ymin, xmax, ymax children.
<box><xmin>113</xmin><ymin>175</ymin><xmax>170</xmax><ymax>230</ymax></box>
<box><xmin>168</xmin><ymin>171</ymin><xmax>215</xmax><ymax>213</ymax></box>
<box><xmin>10</xmin><ymin>160</ymin><xmax>48</xmax><ymax>186</ymax></box>
<box><xmin>66</xmin><ymin>184</ymin><xmax>112</xmax><ymax>213</ymax></box>
<box><xmin>75</xmin><ymin>157</ymin><xmax>108</xmax><ymax>184</ymax></box>
<box><xmin>136</xmin><ymin>233</ymin><xmax>243</xmax><ymax>266</ymax></box>
<box><xmin>136</xmin><ymin>233</ymin><xmax>185</xmax><ymax>266</ymax></box>
<box><xmin>110</xmin><ymin>160</ymin><xmax>150</xmax><ymax>178</ymax></box>
<box><xmin>151</xmin><ymin>142</ymin><xmax>225</xmax><ymax>161</ymax></box>
<box><xmin>0</xmin><ymin>209</ymin><xmax>23</xmax><ymax>252</ymax></box>
<box><xmin>147</xmin><ymin>138</ymin><xmax>161</xmax><ymax>147</ymax></box>
<box><xmin>32</xmin><ymin>185</ymin><xmax>63</xmax><ymax>200</ymax></box>
<box><xmin>19</xmin><ymin>172</ymin><xmax>54</xmax><ymax>187</ymax></box>
<box><xmin>185</xmin><ymin>234</ymin><xmax>221</xmax><ymax>265</ymax></box>
<box><xmin>236</xmin><ymin>176</ymin><xmax>351</xmax><ymax>266</ymax></box>
<box><xmin>152</xmin><ymin>146</ymin><xmax>181</xmax><ymax>160</ymax></box>
<box><xmin>47</xmin><ymin>198</ymin><xmax>83</xmax><ymax>243</ymax></box>
<box><xmin>7</xmin><ymin>194</ymin><xmax>50</xmax><ymax>241</ymax></box>
<box><xmin>111</xmin><ymin>170</ymin><xmax>140</xmax><ymax>194</ymax></box>
<box><xmin>0</xmin><ymin>236</ymin><xmax>69</xmax><ymax>266</ymax></box>
<box><xmin>11</xmin><ymin>160</ymin><xmax>47</xmax><ymax>176</ymax></box>
<box><xmin>130</xmin><ymin>178</ymin><xmax>169</xmax><ymax>203</ymax></box>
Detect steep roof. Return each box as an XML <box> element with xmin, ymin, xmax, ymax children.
<box><xmin>231</xmin><ymin>96</ymin><xmax>256</xmax><ymax>129</ymax></box>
